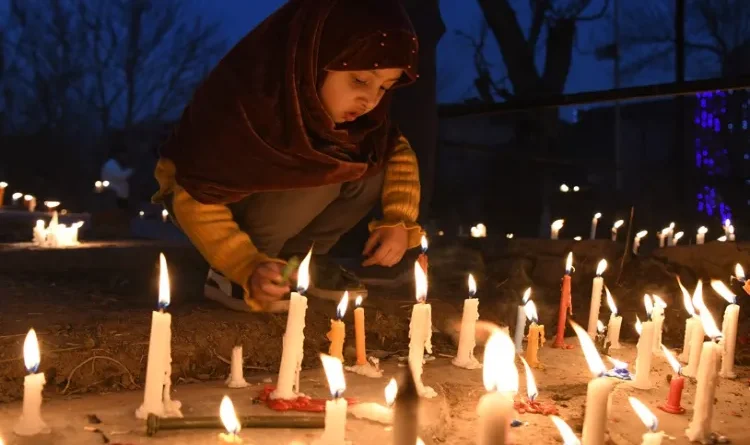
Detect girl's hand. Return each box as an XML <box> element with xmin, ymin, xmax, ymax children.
<box><xmin>249</xmin><ymin>262</ymin><xmax>291</xmax><ymax>302</ymax></box>
<box><xmin>362</xmin><ymin>225</ymin><xmax>408</xmax><ymax>267</ymax></box>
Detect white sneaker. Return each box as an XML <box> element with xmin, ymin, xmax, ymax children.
<box><xmin>204</xmin><ymin>269</ymin><xmax>253</xmax><ymax>312</ymax></box>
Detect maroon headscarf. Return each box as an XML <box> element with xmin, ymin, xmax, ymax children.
<box><xmin>161</xmin><ymin>0</ymin><xmax>419</xmax><ymax>204</ymax></box>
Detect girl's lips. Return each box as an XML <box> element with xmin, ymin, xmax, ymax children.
<box><xmin>344</xmin><ymin>111</ymin><xmax>362</xmax><ymax>121</ymax></box>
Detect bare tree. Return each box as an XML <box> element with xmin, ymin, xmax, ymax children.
<box><xmin>455</xmin><ymin>20</ymin><xmax>511</xmax><ymax>102</ymax></box>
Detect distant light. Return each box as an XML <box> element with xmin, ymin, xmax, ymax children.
<box><xmin>560</xmin><ymin>184</ymin><xmax>570</xmax><ymax>193</ymax></box>
<box><xmin>506</xmin><ymin>233</ymin><xmax>514</xmax><ymax>239</ymax></box>
<box><xmin>573</xmin><ymin>186</ymin><xmax>580</xmax><ymax>192</ymax></box>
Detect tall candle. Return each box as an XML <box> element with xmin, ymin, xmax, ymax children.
<box><xmin>633</xmin><ymin>230</ymin><xmax>647</xmax><ymax>255</ymax></box>
<box><xmin>605</xmin><ymin>287</ymin><xmax>622</xmax><ymax>349</ymax></box>
<box><xmin>683</xmin><ymin>281</ymin><xmax>706</xmax><ymax>378</ymax></box>
<box><xmin>651</xmin><ymin>295</ymin><xmax>666</xmax><ymax>354</ymax></box>
<box><xmin>590</xmin><ymin>212</ymin><xmax>601</xmax><ymax>240</ymax></box>
<box><xmin>272</xmin><ymin>249</ymin><xmax>311</xmax><ymax>400</ymax></box>
<box><xmin>632</xmin><ymin>312</ymin><xmax>654</xmax><ymax>389</ymax></box>
<box><xmin>353</xmin><ymin>296</ymin><xmax>367</xmax><ymax>366</ymax></box>
<box><xmin>317</xmin><ymin>354</ymin><xmax>348</xmax><ymax>445</ymax></box>
<box><xmin>136</xmin><ymin>253</ymin><xmax>180</xmax><ymax>419</ymax></box>
<box><xmin>685</xmin><ymin>303</ymin><xmax>723</xmax><ymax>442</ymax></box>
<box><xmin>587</xmin><ymin>260</ymin><xmax>607</xmax><ymax>338</ymax></box>
<box><xmin>571</xmin><ymin>322</ymin><xmax>615</xmax><ymax>445</ymax></box>
<box><xmin>658</xmin><ymin>345</ymin><xmax>685</xmax><ymax>414</ymax></box>
<box><xmin>453</xmin><ymin>274</ymin><xmax>481</xmax><ymax>369</ymax></box>
<box><xmin>676</xmin><ymin>277</ymin><xmax>698</xmax><ymax>363</ymax></box>
<box><xmin>226</xmin><ymin>346</ymin><xmax>249</xmax><ymax>388</ymax></box>
<box><xmin>513</xmin><ymin>288</ymin><xmax>531</xmax><ymax>352</ymax></box>
<box><xmin>551</xmin><ymin>219</ymin><xmax>564</xmax><ymax>240</ymax></box>
<box><xmin>611</xmin><ymin>220</ymin><xmax>624</xmax><ymax>241</ymax></box>
<box><xmin>696</xmin><ymin>226</ymin><xmax>707</xmax><ymax>245</ymax></box>
<box><xmin>477</xmin><ymin>332</ymin><xmax>516</xmax><ymax>445</ymax></box>
<box><xmin>409</xmin><ymin>261</ymin><xmax>435</xmax><ymax>398</ymax></box>
<box><xmin>14</xmin><ymin>329</ymin><xmax>50</xmax><ymax>436</ymax></box>
<box><xmin>711</xmin><ymin>280</ymin><xmax>739</xmax><ymax>378</ymax></box>
<box><xmin>629</xmin><ymin>397</ymin><xmax>664</xmax><ymax>445</ymax></box>
<box><xmin>553</xmin><ymin>253</ymin><xmax>574</xmax><ymax>349</ymax></box>
<box><xmin>327</xmin><ymin>293</ymin><xmax>348</xmax><ymax>361</ymax></box>
<box><xmin>524</xmin><ymin>301</ymin><xmax>545</xmax><ymax>368</ymax></box>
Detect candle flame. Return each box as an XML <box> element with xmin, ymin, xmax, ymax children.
<box><xmin>420</xmin><ymin>235</ymin><xmax>428</xmax><ymax>252</ymax></box>
<box><xmin>95</xmin><ymin>181</ymin><xmax>102</xmax><ymax>188</ymax></box>
<box><xmin>102</xmin><ymin>181</ymin><xmax>110</xmax><ymax>187</ymax></box>
<box><xmin>565</xmin><ymin>252</ymin><xmax>573</xmax><ymax>274</ymax></box>
<box><xmin>661</xmin><ymin>345</ymin><xmax>681</xmax><ymax>375</ymax></box>
<box><xmin>297</xmin><ymin>248</ymin><xmax>313</xmax><ymax>293</ymax></box>
<box><xmin>696</xmin><ymin>290</ymin><xmax>722</xmax><ymax>340</ymax></box>
<box><xmin>735</xmin><ymin>264</ymin><xmax>745</xmax><ymax>281</ymax></box>
<box><xmin>644</xmin><ymin>294</ymin><xmax>653</xmax><ymax>317</ymax></box>
<box><xmin>628</xmin><ymin>396</ymin><xmax>659</xmax><ymax>432</ymax></box>
<box><xmin>597</xmin><ymin>320</ymin><xmax>605</xmax><ymax>334</ymax></box>
<box><xmin>519</xmin><ymin>356</ymin><xmax>538</xmax><ymax>402</ymax></box>
<box><xmin>635</xmin><ymin>316</ymin><xmax>642</xmax><ymax>335</ymax></box>
<box><xmin>161</xmin><ymin>209</ymin><xmax>168</xmax><ymax>218</ymax></box>
<box><xmin>652</xmin><ymin>295</ymin><xmax>667</xmax><ymax>309</ymax></box>
<box><xmin>673</xmin><ymin>231</ymin><xmax>684</xmax><ymax>242</ymax></box>
<box><xmin>522</xmin><ymin>287</ymin><xmax>531</xmax><ymax>305</ymax></box>
<box><xmin>414</xmin><ymin>261</ymin><xmax>427</xmax><ymax>303</ymax></box>
<box><xmin>550</xmin><ymin>416</ymin><xmax>581</xmax><ymax>445</ymax></box>
<box><xmin>574</xmin><ymin>236</ymin><xmax>582</xmax><ymax>241</ymax></box>
<box><xmin>596</xmin><ymin>259</ymin><xmax>607</xmax><ymax>276</ymax></box>
<box><xmin>711</xmin><ymin>280</ymin><xmax>737</xmax><ymax>304</ymax></box>
<box><xmin>718</xmin><ymin>235</ymin><xmax>727</xmax><ymax>242</ymax></box>
<box><xmin>676</xmin><ymin>277</ymin><xmax>696</xmax><ymax>316</ymax></box>
<box><xmin>23</xmin><ymin>328</ymin><xmax>40</xmax><ymax>373</ymax></box>
<box><xmin>724</xmin><ymin>218</ymin><xmax>731</xmax><ymax>227</ymax></box>
<box><xmin>44</xmin><ymin>201</ymin><xmax>60</xmax><ymax>209</ymax></box>
<box><xmin>35</xmin><ymin>220</ymin><xmax>45</xmax><ymax>229</ymax></box>
<box><xmin>0</xmin><ymin>181</ymin><xmax>7</xmax><ymax>188</ymax></box>
<box><xmin>573</xmin><ymin>186</ymin><xmax>580</xmax><ymax>192</ymax></box>
<box><xmin>612</xmin><ymin>220</ymin><xmax>624</xmax><ymax>230</ymax></box>
<box><xmin>355</xmin><ymin>295</ymin><xmax>363</xmax><ymax>308</ymax></box>
<box><xmin>506</xmin><ymin>233</ymin><xmax>514</xmax><ymax>239</ymax></box>
<box><xmin>320</xmin><ymin>353</ymin><xmax>346</xmax><ymax>397</ymax></box>
<box><xmin>220</xmin><ymin>396</ymin><xmax>241</xmax><ymax>435</ymax></box>
<box><xmin>692</xmin><ymin>280</ymin><xmax>705</xmax><ymax>312</ymax></box>
<box><xmin>560</xmin><ymin>184</ymin><xmax>570</xmax><ymax>192</ymax></box>
<box><xmin>468</xmin><ymin>274</ymin><xmax>477</xmax><ymax>297</ymax></box>
<box><xmin>660</xmin><ymin>227</ymin><xmax>671</xmax><ymax>236</ymax></box>
<box><xmin>571</xmin><ymin>321</ymin><xmax>606</xmax><ymax>377</ymax></box>
<box><xmin>336</xmin><ymin>292</ymin><xmax>349</xmax><ymax>319</ymax></box>
<box><xmin>416</xmin><ymin>439</ymin><xmax>425</xmax><ymax>445</ymax></box>
<box><xmin>158</xmin><ymin>253</ymin><xmax>170</xmax><ymax>309</ymax></box>
<box><xmin>606</xmin><ymin>356</ymin><xmax>628</xmax><ymax>369</ymax></box>
<box><xmin>552</xmin><ymin>219</ymin><xmax>564</xmax><ymax>230</ymax></box>
<box><xmin>482</xmin><ymin>330</ymin><xmax>517</xmax><ymax>392</ymax></box>
<box><xmin>593</xmin><ymin>212</ymin><xmax>602</xmax><ymax>220</ymax></box>
<box><xmin>24</xmin><ymin>194</ymin><xmax>33</xmax><ymax>201</ymax></box>
<box><xmin>698</xmin><ymin>226</ymin><xmax>708</xmax><ymax>235</ymax></box>
<box><xmin>635</xmin><ymin>230</ymin><xmax>648</xmax><ymax>239</ymax></box>
<box><xmin>669</xmin><ymin>222</ymin><xmax>675</xmax><ymax>229</ymax></box>
<box><xmin>12</xmin><ymin>192</ymin><xmax>23</xmax><ymax>200</ymax></box>
<box><xmin>605</xmin><ymin>287</ymin><xmax>617</xmax><ymax>315</ymax></box>
<box><xmin>385</xmin><ymin>378</ymin><xmax>398</xmax><ymax>406</ymax></box>
<box><xmin>524</xmin><ymin>300</ymin><xmax>538</xmax><ymax>324</ymax></box>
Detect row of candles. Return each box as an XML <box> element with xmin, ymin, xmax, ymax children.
<box><xmin>0</xmin><ymin>180</ymin><xmax>116</xmax><ymax>211</ymax></box>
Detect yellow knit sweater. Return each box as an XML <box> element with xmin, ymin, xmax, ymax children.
<box><xmin>153</xmin><ymin>135</ymin><xmax>423</xmax><ymax>310</ymax></box>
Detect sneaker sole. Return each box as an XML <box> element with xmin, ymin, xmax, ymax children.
<box><xmin>204</xmin><ymin>285</ymin><xmax>291</xmax><ymax>313</ymax></box>
<box><xmin>305</xmin><ymin>286</ymin><xmax>368</xmax><ymax>302</ymax></box>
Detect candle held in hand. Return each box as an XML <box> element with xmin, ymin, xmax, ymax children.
<box><xmin>587</xmin><ymin>260</ymin><xmax>607</xmax><ymax>338</ymax></box>
<box><xmin>453</xmin><ymin>274</ymin><xmax>481</xmax><ymax>369</ymax></box>
<box><xmin>327</xmin><ymin>293</ymin><xmax>349</xmax><ymax>361</ymax></box>
<box><xmin>513</xmin><ymin>288</ymin><xmax>532</xmax><ymax>352</ymax></box>
<box><xmin>629</xmin><ymin>397</ymin><xmax>664</xmax><ymax>445</ymax></box>
<box><xmin>711</xmin><ymin>280</ymin><xmax>739</xmax><ymax>378</ymax></box>
<box><xmin>14</xmin><ymin>328</ymin><xmax>50</xmax><ymax>436</ymax></box>
<box><xmin>658</xmin><ymin>346</ymin><xmax>685</xmax><ymax>414</ymax></box>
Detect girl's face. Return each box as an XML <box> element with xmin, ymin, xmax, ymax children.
<box><xmin>319</xmin><ymin>68</ymin><xmax>404</xmax><ymax>124</ymax></box>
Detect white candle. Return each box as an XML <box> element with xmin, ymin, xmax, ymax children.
<box><xmin>685</xmin><ymin>302</ymin><xmax>723</xmax><ymax>442</ymax></box>
<box><xmin>666</xmin><ymin>222</ymin><xmax>675</xmax><ymax>246</ymax></box>
<box><xmin>651</xmin><ymin>295</ymin><xmax>666</xmax><ymax>354</ymax></box>
<box><xmin>696</xmin><ymin>226</ymin><xmax>707</xmax><ymax>245</ymax></box>
<box><xmin>409</xmin><ymin>261</ymin><xmax>435</xmax><ymax>398</ymax></box>
<box><xmin>629</xmin><ymin>397</ymin><xmax>664</xmax><ymax>445</ymax></box>
<box><xmin>137</xmin><ymin>254</ymin><xmax>181</xmax><ymax>419</ymax></box>
<box><xmin>587</xmin><ymin>260</ymin><xmax>607</xmax><ymax>338</ymax></box>
<box><xmin>590</xmin><ymin>212</ymin><xmax>601</xmax><ymax>240</ymax></box>
<box><xmin>611</xmin><ymin>220</ymin><xmax>624</xmax><ymax>241</ymax></box>
<box><xmin>513</xmin><ymin>288</ymin><xmax>531</xmax><ymax>352</ymax></box>
<box><xmin>657</xmin><ymin>227</ymin><xmax>670</xmax><ymax>248</ymax></box>
<box><xmin>632</xmin><ymin>312</ymin><xmax>655</xmax><ymax>389</ymax></box>
<box><xmin>226</xmin><ymin>346</ymin><xmax>249</xmax><ymax>388</ymax></box>
<box><xmin>672</xmin><ymin>231</ymin><xmax>684</xmax><ymax>245</ymax></box>
<box><xmin>711</xmin><ymin>280</ymin><xmax>739</xmax><ymax>379</ymax></box>
<box><xmin>723</xmin><ymin>219</ymin><xmax>731</xmax><ymax>237</ymax></box>
<box><xmin>453</xmin><ymin>274</ymin><xmax>481</xmax><ymax>369</ymax></box>
<box><xmin>571</xmin><ymin>322</ymin><xmax>614</xmax><ymax>445</ymax></box>
<box><xmin>605</xmin><ymin>287</ymin><xmax>622</xmax><ymax>349</ymax></box>
<box><xmin>162</xmin><ymin>209</ymin><xmax>169</xmax><ymax>223</ymax></box>
<box><xmin>477</xmin><ymin>332</ymin><xmax>516</xmax><ymax>445</ymax></box>
<box><xmin>683</xmin><ymin>281</ymin><xmax>706</xmax><ymax>377</ymax></box>
<box><xmin>728</xmin><ymin>225</ymin><xmax>735</xmax><ymax>241</ymax></box>
<box><xmin>551</xmin><ymin>219</ymin><xmax>564</xmax><ymax>240</ymax></box>
<box><xmin>349</xmin><ymin>378</ymin><xmax>397</xmax><ymax>424</ymax></box>
<box><xmin>14</xmin><ymin>329</ymin><xmax>50</xmax><ymax>436</ymax></box>
<box><xmin>633</xmin><ymin>230</ymin><xmax>647</xmax><ymax>255</ymax></box>
<box><xmin>33</xmin><ymin>220</ymin><xmax>46</xmax><ymax>245</ymax></box>
<box><xmin>317</xmin><ymin>355</ymin><xmax>348</xmax><ymax>445</ymax></box>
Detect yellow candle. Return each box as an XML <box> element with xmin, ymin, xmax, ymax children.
<box><xmin>353</xmin><ymin>296</ymin><xmax>366</xmax><ymax>365</ymax></box>
<box><xmin>524</xmin><ymin>301</ymin><xmax>545</xmax><ymax>368</ymax></box>
<box><xmin>327</xmin><ymin>293</ymin><xmax>349</xmax><ymax>361</ymax></box>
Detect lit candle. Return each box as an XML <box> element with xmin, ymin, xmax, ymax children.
<box><xmin>633</xmin><ymin>230</ymin><xmax>648</xmax><ymax>255</ymax></box>
<box><xmin>349</xmin><ymin>378</ymin><xmax>397</xmax><ymax>424</ymax></box>
<box><xmin>43</xmin><ymin>201</ymin><xmax>60</xmax><ymax>213</ymax></box>
<box><xmin>676</xmin><ymin>277</ymin><xmax>699</xmax><ymax>363</ymax></box>
<box><xmin>657</xmin><ymin>345</ymin><xmax>685</xmax><ymax>414</ymax></box>
<box><xmin>551</xmin><ymin>219</ymin><xmax>564</xmax><ymax>240</ymax></box>
<box><xmin>651</xmin><ymin>295</ymin><xmax>667</xmax><ymax>354</ymax></box>
<box><xmin>574</xmin><ymin>236</ymin><xmax>582</xmax><ymax>241</ymax></box>
<box><xmin>33</xmin><ymin>220</ymin><xmax>46</xmax><ymax>245</ymax></box>
<box><xmin>24</xmin><ymin>194</ymin><xmax>36</xmax><ymax>212</ymax></box>
<box><xmin>393</xmin><ymin>366</ymin><xmax>419</xmax><ymax>445</ymax></box>
<box><xmin>723</xmin><ymin>219</ymin><xmax>731</xmax><ymax>238</ymax></box>
<box><xmin>327</xmin><ymin>293</ymin><xmax>348</xmax><ymax>361</ymax></box>
<box><xmin>0</xmin><ymin>181</ymin><xmax>7</xmax><ymax>206</ymax></box>
<box><xmin>587</xmin><ymin>260</ymin><xmax>607</xmax><ymax>338</ymax></box>
<box><xmin>682</xmin><ymin>281</ymin><xmax>706</xmax><ymax>378</ymax></box>
<box><xmin>737</xmin><ymin>263</ymin><xmax>750</xmax><ymax>296</ymax></box>
<box><xmin>524</xmin><ymin>301</ymin><xmax>545</xmax><ymax>368</ymax></box>
<box><xmin>476</xmin><ymin>223</ymin><xmax>487</xmax><ymax>238</ymax></box>
<box><xmin>409</xmin><ymin>261</ymin><xmax>436</xmax><ymax>398</ymax></box>
<box><xmin>520</xmin><ymin>356</ymin><xmax>538</xmax><ymax>403</ymax></box>
<box><xmin>162</xmin><ymin>209</ymin><xmax>169</xmax><ymax>223</ymax></box>
<box><xmin>512</xmin><ymin>288</ymin><xmax>531</xmax><ymax>352</ymax></box>
<box><xmin>711</xmin><ymin>280</ymin><xmax>739</xmax><ymax>379</ymax></box>
<box><xmin>550</xmin><ymin>416</ymin><xmax>581</xmax><ymax>445</ymax></box>
<box><xmin>218</xmin><ymin>396</ymin><xmax>243</xmax><ymax>443</ymax></box>
<box><xmin>666</xmin><ymin>222</ymin><xmax>675</xmax><ymax>246</ymax></box>
<box><xmin>94</xmin><ymin>181</ymin><xmax>103</xmax><ymax>193</ymax></box>
<box><xmin>553</xmin><ymin>253</ymin><xmax>574</xmax><ymax>349</ymax></box>
<box><xmin>136</xmin><ymin>253</ymin><xmax>181</xmax><ymax>419</ymax></box>
<box><xmin>590</xmin><ymin>212</ymin><xmax>602</xmax><ymax>240</ymax></box>
<box><xmin>226</xmin><ymin>346</ymin><xmax>249</xmax><ymax>388</ymax></box>
<box><xmin>672</xmin><ymin>231</ymin><xmax>684</xmax><ymax>245</ymax></box>
<box><xmin>632</xmin><ymin>296</ymin><xmax>655</xmax><ymax>389</ymax></box>
<box><xmin>696</xmin><ymin>226</ymin><xmax>708</xmax><ymax>245</ymax></box>
<box><xmin>353</xmin><ymin>296</ymin><xmax>367</xmax><ymax>366</ymax></box>
<box><xmin>611</xmin><ymin>220</ymin><xmax>624</xmax><ymax>241</ymax></box>
<box><xmin>14</xmin><ymin>329</ymin><xmax>50</xmax><ymax>436</ymax></box>
<box><xmin>685</xmin><ymin>299</ymin><xmax>723</xmax><ymax>442</ymax></box>
<box><xmin>12</xmin><ymin>192</ymin><xmax>23</xmax><ymax>206</ymax></box>
<box><xmin>657</xmin><ymin>227</ymin><xmax>670</xmax><ymax>248</ymax></box>
<box><xmin>605</xmin><ymin>287</ymin><xmax>622</xmax><ymax>349</ymax></box>
<box><xmin>316</xmin><ymin>354</ymin><xmax>348</xmax><ymax>445</ymax></box>
<box><xmin>477</xmin><ymin>331</ymin><xmax>516</xmax><ymax>445</ymax></box>
<box><xmin>453</xmin><ymin>274</ymin><xmax>481</xmax><ymax>369</ymax></box>
<box><xmin>571</xmin><ymin>321</ymin><xmax>615</xmax><ymax>445</ymax></box>
<box><xmin>717</xmin><ymin>235</ymin><xmax>727</xmax><ymax>242</ymax></box>
<box><xmin>272</xmin><ymin>249</ymin><xmax>311</xmax><ymax>400</ymax></box>
<box><xmin>727</xmin><ymin>224</ymin><xmax>735</xmax><ymax>241</ymax></box>
<box><xmin>629</xmin><ymin>397</ymin><xmax>664</xmax><ymax>445</ymax></box>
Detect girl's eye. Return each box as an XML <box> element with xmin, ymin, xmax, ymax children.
<box><xmin>353</xmin><ymin>77</ymin><xmax>368</xmax><ymax>86</ymax></box>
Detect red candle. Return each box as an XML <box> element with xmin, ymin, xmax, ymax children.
<box><xmin>552</xmin><ymin>253</ymin><xmax>575</xmax><ymax>349</ymax></box>
<box><xmin>658</xmin><ymin>345</ymin><xmax>686</xmax><ymax>414</ymax></box>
